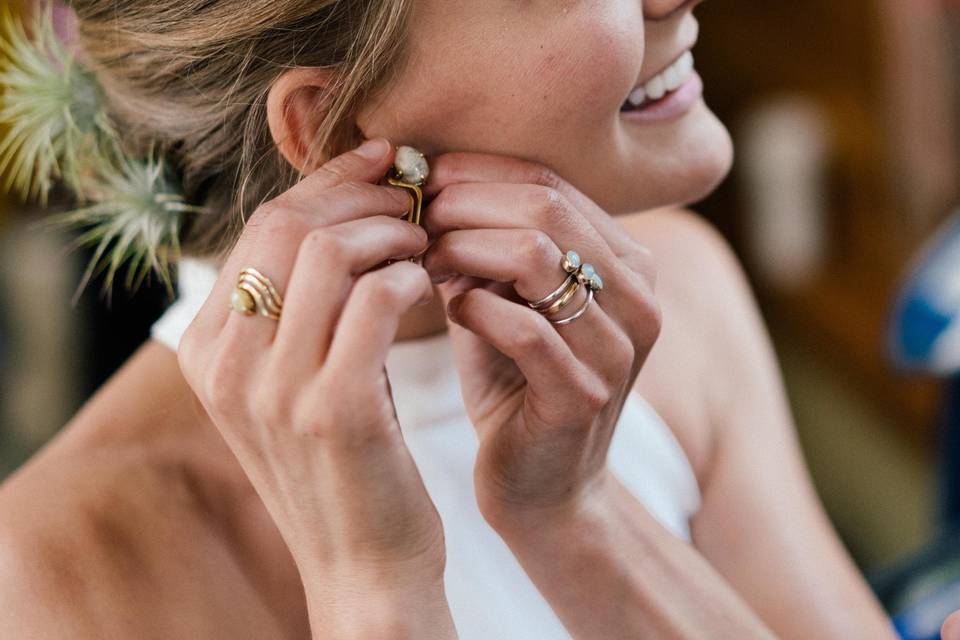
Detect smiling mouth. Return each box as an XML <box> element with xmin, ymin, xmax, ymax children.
<box><xmin>620</xmin><ymin>51</ymin><xmax>695</xmax><ymax>112</ymax></box>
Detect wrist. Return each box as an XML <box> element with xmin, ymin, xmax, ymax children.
<box><xmin>482</xmin><ymin>466</ymin><xmax>619</xmax><ymax>543</ymax></box>
<box><xmin>305</xmin><ymin>575</ymin><xmax>456</xmax><ymax>640</ymax></box>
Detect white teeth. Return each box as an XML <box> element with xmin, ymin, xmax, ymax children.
<box><xmin>646</xmin><ymin>75</ymin><xmax>666</xmax><ymax>101</ymax></box>
<box><xmin>628</xmin><ymin>86</ymin><xmax>647</xmax><ymax>106</ymax></box>
<box><xmin>664</xmin><ymin>66</ymin><xmax>682</xmax><ymax>91</ymax></box>
<box><xmin>625</xmin><ymin>50</ymin><xmax>696</xmax><ymax>107</ymax></box>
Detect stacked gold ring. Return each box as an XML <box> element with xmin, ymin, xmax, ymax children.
<box><xmin>528</xmin><ymin>250</ymin><xmax>604</xmax><ymax>326</ymax></box>
<box><xmin>230</xmin><ymin>267</ymin><xmax>284</xmax><ymax>321</ymax></box>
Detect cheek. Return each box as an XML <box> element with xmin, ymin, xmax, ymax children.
<box><xmin>374</xmin><ymin>18</ymin><xmax>639</xmax><ymax>156</ymax></box>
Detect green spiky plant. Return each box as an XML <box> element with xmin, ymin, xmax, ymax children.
<box><xmin>43</xmin><ymin>145</ymin><xmax>208</xmax><ymax>305</ymax></box>
<box><xmin>0</xmin><ymin>4</ymin><xmax>206</xmax><ymax>304</ymax></box>
<box><xmin>0</xmin><ymin>3</ymin><xmax>106</xmax><ymax>204</ymax></box>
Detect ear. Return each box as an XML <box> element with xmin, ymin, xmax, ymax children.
<box><xmin>266</xmin><ymin>67</ymin><xmax>338</xmax><ymax>173</ymax></box>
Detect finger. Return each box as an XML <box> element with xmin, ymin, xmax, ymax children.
<box><xmin>422</xmin><ymin>184</ymin><xmax>657</xmax><ymax>344</ymax></box>
<box><xmin>288</xmin><ymin>136</ymin><xmax>397</xmax><ymax>197</ymax></box>
<box><xmin>444</xmin><ymin>286</ymin><xmax>610</xmax><ymax>427</ymax></box>
<box><xmin>422</xmin><ymin>182</ymin><xmax>611</xmax><ymax>265</ymax></box>
<box><xmin>422</xmin><ymin>151</ymin><xmax>641</xmax><ymax>259</ymax></box>
<box><xmin>272</xmin><ymin>216</ymin><xmax>429</xmax><ymax>370</ymax></box>
<box><xmin>423</xmin><ymin>227</ymin><xmax>634</xmax><ymax>384</ymax></box>
<box><xmin>423</xmin><ymin>227</ymin><xmax>568</xmax><ymax>298</ymax></box>
<box><xmin>202</xmin><ymin>173</ymin><xmax>413</xmax><ymax>337</ymax></box>
<box><xmin>325</xmin><ymin>261</ymin><xmax>434</xmax><ymax>378</ymax></box>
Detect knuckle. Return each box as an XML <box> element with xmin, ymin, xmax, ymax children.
<box><xmin>354</xmin><ymin>268</ymin><xmax>405</xmax><ymax>309</ymax></box>
<box><xmin>530</xmin><ymin>186</ymin><xmax>569</xmax><ymax>227</ymax></box>
<box><xmin>507</xmin><ymin>316</ymin><xmax>549</xmax><ymax>354</ymax></box>
<box><xmin>528</xmin><ymin>163</ymin><xmax>564</xmax><ymax>191</ymax></box>
<box><xmin>246</xmin><ymin>201</ymin><xmax>307</xmax><ymax>245</ymax></box>
<box><xmin>578</xmin><ymin>375</ymin><xmax>612</xmax><ymax>411</ymax></box>
<box><xmin>300</xmin><ymin>227</ymin><xmax>345</xmax><ymax>262</ymax></box>
<box><xmin>523</xmin><ymin>230</ymin><xmax>558</xmax><ymax>267</ymax></box>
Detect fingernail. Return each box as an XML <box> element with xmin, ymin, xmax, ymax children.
<box><xmin>356</xmin><ymin>137</ymin><xmax>389</xmax><ymax>160</ymax></box>
<box><xmin>431</xmin><ymin>273</ymin><xmax>454</xmax><ymax>285</ymax></box>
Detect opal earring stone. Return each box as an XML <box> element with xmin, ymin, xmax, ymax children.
<box><xmin>385</xmin><ymin>145</ymin><xmax>428</xmax><ymax>226</ymax></box>
<box><xmin>393</xmin><ymin>145</ymin><xmax>429</xmax><ymax>186</ymax></box>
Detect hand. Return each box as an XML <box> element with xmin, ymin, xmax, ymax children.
<box><xmin>418</xmin><ymin>152</ymin><xmax>662</xmax><ymax>530</ymax></box>
<box><xmin>177</xmin><ymin>138</ymin><xmax>455</xmax><ymax>637</ymax></box>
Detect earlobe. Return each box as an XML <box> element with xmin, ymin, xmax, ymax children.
<box><xmin>266</xmin><ymin>67</ymin><xmax>336</xmax><ymax>173</ymax></box>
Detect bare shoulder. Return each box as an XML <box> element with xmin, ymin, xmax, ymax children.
<box><xmin>0</xmin><ymin>441</ymin><xmax>213</xmax><ymax>636</ymax></box>
<box><xmin>616</xmin><ymin>207</ymin><xmax>770</xmax><ymax>485</ymax></box>
<box><xmin>0</xmin><ymin>344</ymin><xmax>290</xmax><ymax>638</ymax></box>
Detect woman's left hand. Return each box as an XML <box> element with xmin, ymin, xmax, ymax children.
<box><xmin>418</xmin><ymin>152</ymin><xmax>662</xmax><ymax>530</ymax></box>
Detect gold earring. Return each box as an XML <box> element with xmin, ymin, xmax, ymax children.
<box><xmin>385</xmin><ymin>145</ymin><xmax>429</xmax><ymax>226</ymax></box>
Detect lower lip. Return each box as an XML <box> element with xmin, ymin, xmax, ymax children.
<box><xmin>619</xmin><ymin>72</ymin><xmax>703</xmax><ymax>124</ymax></box>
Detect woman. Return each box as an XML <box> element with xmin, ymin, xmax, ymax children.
<box><xmin>0</xmin><ymin>0</ymin><xmax>901</xmax><ymax>637</ymax></box>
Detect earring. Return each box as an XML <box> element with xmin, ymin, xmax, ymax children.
<box><xmin>384</xmin><ymin>145</ymin><xmax>429</xmax><ymax>226</ymax></box>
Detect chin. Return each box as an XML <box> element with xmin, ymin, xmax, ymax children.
<box><xmin>610</xmin><ymin>102</ymin><xmax>734</xmax><ymax>216</ymax></box>
<box><xmin>673</xmin><ymin>118</ymin><xmax>734</xmax><ymax>208</ymax></box>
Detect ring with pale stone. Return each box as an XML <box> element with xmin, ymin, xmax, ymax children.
<box><xmin>527</xmin><ymin>250</ymin><xmax>604</xmax><ymax>326</ymax></box>
<box><xmin>229</xmin><ymin>267</ymin><xmax>284</xmax><ymax>321</ymax></box>
<box><xmin>527</xmin><ymin>249</ymin><xmax>584</xmax><ymax>311</ymax></box>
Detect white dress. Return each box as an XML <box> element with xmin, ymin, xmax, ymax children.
<box><xmin>150</xmin><ymin>257</ymin><xmax>703</xmax><ymax>639</ymax></box>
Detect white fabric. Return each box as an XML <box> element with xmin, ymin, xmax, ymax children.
<box><xmin>151</xmin><ymin>256</ymin><xmax>703</xmax><ymax>639</ymax></box>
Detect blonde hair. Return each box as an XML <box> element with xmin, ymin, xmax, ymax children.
<box><xmin>68</xmin><ymin>0</ymin><xmax>414</xmax><ymax>262</ymax></box>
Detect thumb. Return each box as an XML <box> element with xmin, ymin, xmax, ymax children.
<box><xmin>304</xmin><ymin>137</ymin><xmax>396</xmax><ymax>190</ymax></box>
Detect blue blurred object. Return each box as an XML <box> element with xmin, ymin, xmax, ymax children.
<box><xmin>890</xmin><ymin>212</ymin><xmax>960</xmax><ymax>375</ymax></box>
<box><xmin>877</xmin><ymin>211</ymin><xmax>960</xmax><ymax>639</ymax></box>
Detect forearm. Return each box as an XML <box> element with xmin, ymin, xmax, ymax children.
<box><xmin>490</xmin><ymin>472</ymin><xmax>776</xmax><ymax>639</ymax></box>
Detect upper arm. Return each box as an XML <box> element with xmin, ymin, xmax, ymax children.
<box><xmin>622</xmin><ymin>209</ymin><xmax>896</xmax><ymax>639</ymax></box>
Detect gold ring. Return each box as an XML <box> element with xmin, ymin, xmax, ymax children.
<box><xmin>539</xmin><ymin>277</ymin><xmax>581</xmax><ymax>316</ymax></box>
<box><xmin>526</xmin><ymin>249</ymin><xmax>604</xmax><ymax>326</ymax></box>
<box><xmin>528</xmin><ymin>249</ymin><xmax>583</xmax><ymax>310</ymax></box>
<box><xmin>230</xmin><ymin>267</ymin><xmax>283</xmax><ymax>320</ymax></box>
<box><xmin>551</xmin><ymin>288</ymin><xmax>595</xmax><ymax>326</ymax></box>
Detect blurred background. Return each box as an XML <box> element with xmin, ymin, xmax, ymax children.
<box><xmin>2</xmin><ymin>0</ymin><xmax>960</xmax><ymax>637</ymax></box>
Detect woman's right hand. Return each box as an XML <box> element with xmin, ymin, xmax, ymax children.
<box><xmin>177</xmin><ymin>137</ymin><xmax>456</xmax><ymax>638</ymax></box>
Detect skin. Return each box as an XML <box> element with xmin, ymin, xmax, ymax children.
<box><xmin>0</xmin><ymin>0</ymin><xmax>910</xmax><ymax>637</ymax></box>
